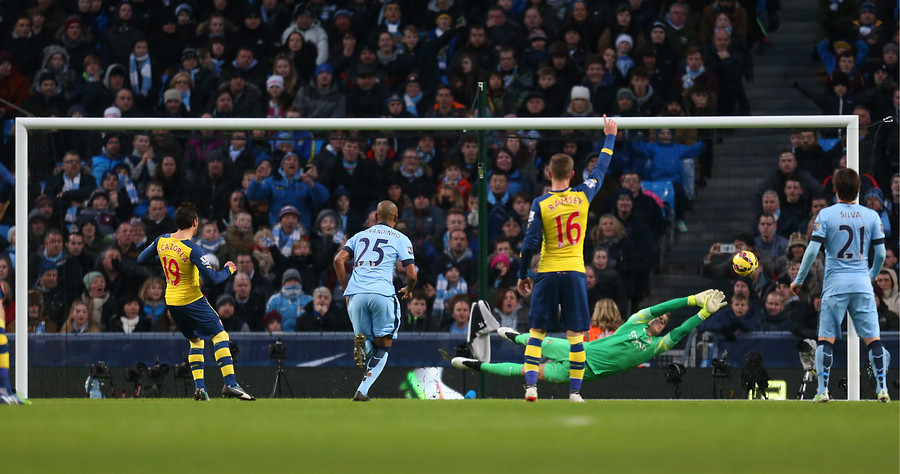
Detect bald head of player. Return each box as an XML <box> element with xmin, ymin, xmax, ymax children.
<box><xmin>376</xmin><ymin>200</ymin><xmax>399</xmax><ymax>228</ymax></box>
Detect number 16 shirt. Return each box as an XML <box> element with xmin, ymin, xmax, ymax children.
<box><xmin>520</xmin><ymin>135</ymin><xmax>614</xmax><ymax>276</ymax></box>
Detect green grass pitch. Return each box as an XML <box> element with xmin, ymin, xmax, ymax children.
<box><xmin>4</xmin><ymin>399</ymin><xmax>897</xmax><ymax>473</ymax></box>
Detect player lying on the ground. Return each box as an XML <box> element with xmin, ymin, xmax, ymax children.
<box><xmin>452</xmin><ymin>290</ymin><xmax>726</xmax><ymax>384</ymax></box>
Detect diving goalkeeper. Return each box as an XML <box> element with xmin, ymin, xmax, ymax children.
<box><xmin>452</xmin><ymin>290</ymin><xmax>726</xmax><ymax>383</ymax></box>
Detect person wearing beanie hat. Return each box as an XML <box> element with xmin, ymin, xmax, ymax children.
<box><xmin>263</xmin><ymin>309</ymin><xmax>283</xmax><ymax>333</ymax></box>
<box><xmin>216</xmin><ymin>293</ymin><xmax>236</xmax><ymax>309</ymax></box>
<box><xmin>564</xmin><ymin>84</ymin><xmax>598</xmax><ymax>119</ymax></box>
<box><xmin>385</xmin><ymin>93</ymin><xmax>403</xmax><ymax>107</ymax></box>
<box><xmin>294</xmin><ymin>59</ymin><xmax>342</xmax><ymax>118</ymax></box>
<box><xmin>858</xmin><ymin>2</ymin><xmax>877</xmax><ymax>14</ymax></box>
<box><xmin>529</xmin><ymin>29</ymin><xmax>548</xmax><ymax>43</ymax></box>
<box><xmin>103</xmin><ymin>106</ymin><xmax>121</xmax><ymax>118</ymax></box>
<box><xmin>273</xmin><ymin>131</ymin><xmax>294</xmax><ymax>150</ymax></box>
<box><xmin>832</xmin><ymin>40</ymin><xmax>852</xmax><ymax>52</ymax></box>
<box><xmin>278</xmin><ymin>205</ymin><xmax>301</xmax><ymax>221</ymax></box>
<box><xmin>612</xmin><ymin>32</ymin><xmax>636</xmax><ymax>77</ymax></box>
<box><xmin>215</xmin><ymin>293</ymin><xmax>249</xmax><ymax>333</ymax></box>
<box><xmin>175</xmin><ymin>3</ymin><xmax>193</xmax><ymax>17</ymax></box>
<box><xmin>266</xmin><ymin>74</ymin><xmax>288</xmax><ymax>118</ymax></box>
<box><xmin>82</xmin><ymin>271</ymin><xmax>104</xmax><ymax>293</ymax></box>
<box><xmin>37</xmin><ymin>259</ymin><xmax>58</xmax><ymax>284</ymax></box>
<box><xmin>864</xmin><ymin>188</ymin><xmax>892</xmax><ymax>240</ymax></box>
<box><xmin>781</xmin><ymin>232</ymin><xmax>811</xmax><ymax>275</ymax></box>
<box><xmin>265</xmin><ymin>267</ymin><xmax>311</xmax><ymax>332</ymax></box>
<box><xmin>491</xmin><ymin>252</ymin><xmax>511</xmax><ymax>270</ymax></box>
<box><xmin>615</xmin><ymin>34</ymin><xmax>634</xmax><ymax>49</ymax></box>
<box><xmin>266</xmin><ymin>75</ymin><xmax>285</xmax><ymax>91</ymax></box>
<box><xmin>616</xmin><ymin>87</ymin><xmax>636</xmax><ymax>101</ymax></box>
<box><xmin>181</xmin><ymin>48</ymin><xmax>199</xmax><ymax>62</ymax></box>
<box><xmin>282</xmin><ymin>268</ymin><xmax>302</xmax><ymax>287</ymax></box>
<box><xmin>570</xmin><ymin>85</ymin><xmax>590</xmax><ymax>102</ymax></box>
<box><xmin>163</xmin><ymin>89</ymin><xmax>181</xmax><ymax>104</ymax></box>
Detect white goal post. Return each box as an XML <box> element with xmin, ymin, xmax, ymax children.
<box><xmin>14</xmin><ymin>115</ymin><xmax>862</xmax><ymax>400</ymax></box>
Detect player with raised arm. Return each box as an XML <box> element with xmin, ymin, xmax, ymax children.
<box><xmin>452</xmin><ymin>290</ymin><xmax>726</xmax><ymax>385</ymax></box>
<box><xmin>791</xmin><ymin>168</ymin><xmax>889</xmax><ymax>403</ymax></box>
<box><xmin>137</xmin><ymin>202</ymin><xmax>254</xmax><ymax>401</ymax></box>
<box><xmin>334</xmin><ymin>201</ymin><xmax>417</xmax><ymax>401</ymax></box>
<box><xmin>516</xmin><ymin>115</ymin><xmax>617</xmax><ymax>402</ymax></box>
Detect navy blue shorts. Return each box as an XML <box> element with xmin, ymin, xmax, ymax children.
<box><xmin>167</xmin><ymin>297</ymin><xmax>226</xmax><ymax>340</ymax></box>
<box><xmin>528</xmin><ymin>271</ymin><xmax>589</xmax><ymax>332</ymax></box>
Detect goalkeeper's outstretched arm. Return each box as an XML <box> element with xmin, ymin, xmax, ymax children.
<box><xmin>628</xmin><ymin>289</ymin><xmax>718</xmax><ymax>325</ymax></box>
<box><xmin>655</xmin><ymin>290</ymin><xmax>727</xmax><ymax>354</ymax></box>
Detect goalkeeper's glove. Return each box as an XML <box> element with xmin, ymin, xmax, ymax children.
<box><xmin>699</xmin><ymin>290</ymin><xmax>726</xmax><ymax>320</ymax></box>
<box><xmin>689</xmin><ymin>289</ymin><xmax>716</xmax><ymax>307</ymax></box>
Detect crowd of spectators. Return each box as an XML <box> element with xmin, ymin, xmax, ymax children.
<box><xmin>0</xmin><ymin>0</ymin><xmax>788</xmax><ymax>335</ymax></box>
<box><xmin>699</xmin><ymin>0</ymin><xmax>899</xmax><ymax>344</ymax></box>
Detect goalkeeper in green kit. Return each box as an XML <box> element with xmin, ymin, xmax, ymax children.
<box><xmin>452</xmin><ymin>290</ymin><xmax>726</xmax><ymax>384</ymax></box>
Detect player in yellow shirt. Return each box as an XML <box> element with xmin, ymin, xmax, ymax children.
<box><xmin>137</xmin><ymin>202</ymin><xmax>254</xmax><ymax>401</ymax></box>
<box><xmin>517</xmin><ymin>115</ymin><xmax>617</xmax><ymax>402</ymax></box>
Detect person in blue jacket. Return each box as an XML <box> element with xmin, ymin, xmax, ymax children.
<box><xmin>630</xmin><ymin>129</ymin><xmax>704</xmax><ymax>231</ymax></box>
<box><xmin>246</xmin><ymin>151</ymin><xmax>329</xmax><ymax>229</ymax></box>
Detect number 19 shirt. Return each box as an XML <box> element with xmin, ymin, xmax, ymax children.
<box><xmin>138</xmin><ymin>235</ymin><xmax>235</xmax><ymax>306</ymax></box>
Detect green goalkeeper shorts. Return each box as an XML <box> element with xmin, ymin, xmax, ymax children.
<box><xmin>538</xmin><ymin>336</ymin><xmax>600</xmax><ymax>383</ymax></box>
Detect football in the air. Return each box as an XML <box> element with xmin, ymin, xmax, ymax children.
<box><xmin>732</xmin><ymin>251</ymin><xmax>758</xmax><ymax>276</ymax></box>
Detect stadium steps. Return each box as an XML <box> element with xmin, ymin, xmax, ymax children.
<box><xmin>643</xmin><ymin>1</ymin><xmax>822</xmax><ymax>316</ymax></box>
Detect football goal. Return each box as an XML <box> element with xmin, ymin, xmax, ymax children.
<box><xmin>14</xmin><ymin>114</ymin><xmax>868</xmax><ymax>400</ymax></box>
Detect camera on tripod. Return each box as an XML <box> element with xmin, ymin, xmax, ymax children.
<box><xmin>173</xmin><ymin>358</ymin><xmax>191</xmax><ymax>380</ymax></box>
<box><xmin>268</xmin><ymin>338</ymin><xmax>292</xmax><ymax>398</ymax></box>
<box><xmin>711</xmin><ymin>353</ymin><xmax>730</xmax><ymax>378</ymax></box>
<box><xmin>664</xmin><ymin>362</ymin><xmax>685</xmax><ymax>399</ymax></box>
<box><xmin>742</xmin><ymin>351</ymin><xmax>770</xmax><ymax>399</ymax></box>
<box><xmin>90</xmin><ymin>361</ymin><xmax>110</xmax><ymax>379</ymax></box>
<box><xmin>148</xmin><ymin>358</ymin><xmax>169</xmax><ymax>382</ymax></box>
<box><xmin>269</xmin><ymin>338</ymin><xmax>287</xmax><ymax>360</ymax></box>
<box><xmin>125</xmin><ymin>362</ymin><xmax>147</xmax><ymax>384</ymax></box>
<box><xmin>86</xmin><ymin>360</ymin><xmax>112</xmax><ymax>399</ymax></box>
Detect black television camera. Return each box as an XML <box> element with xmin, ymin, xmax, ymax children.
<box><xmin>664</xmin><ymin>362</ymin><xmax>686</xmax><ymax>399</ymax></box>
<box><xmin>711</xmin><ymin>351</ymin><xmax>730</xmax><ymax>378</ymax></box>
<box><xmin>90</xmin><ymin>361</ymin><xmax>110</xmax><ymax>379</ymax></box>
<box><xmin>269</xmin><ymin>339</ymin><xmax>287</xmax><ymax>360</ymax></box>
<box><xmin>742</xmin><ymin>351</ymin><xmax>770</xmax><ymax>399</ymax></box>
